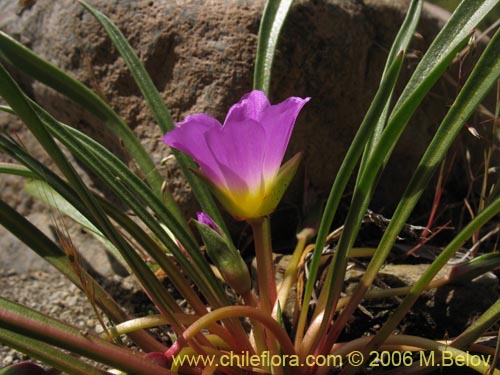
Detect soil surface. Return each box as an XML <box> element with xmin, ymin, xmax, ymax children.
<box><xmin>0</xmin><ymin>268</ymin><xmax>149</xmax><ymax>370</ymax></box>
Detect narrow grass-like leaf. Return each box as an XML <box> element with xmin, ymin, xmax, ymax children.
<box><xmin>295</xmin><ymin>51</ymin><xmax>405</xmax><ymax>346</ymax></box>
<box><xmin>370</xmin><ymin>194</ymin><xmax>500</xmax><ymax>350</ymax></box>
<box><xmin>61</xmin><ymin>125</ymin><xmax>229</xmax><ymax>308</ymax></box>
<box><xmin>0</xmin><ymin>63</ymin><xmax>79</xmax><ymax>188</ymax></box>
<box><xmin>24</xmin><ymin>179</ymin><xmax>129</xmax><ymax>272</ymax></box>
<box><xmin>0</xmin><ymin>63</ymin><xmax>181</xmax><ymax>328</ymax></box>
<box><xmin>36</xmin><ymin>111</ymin><xmax>252</xmax><ymax>338</ymax></box>
<box><xmin>0</xmin><ymin>162</ymin><xmax>35</xmax><ymax>179</ymax></box>
<box><xmin>394</xmin><ymin>0</ymin><xmax>498</xmax><ymax>114</ymax></box>
<box><xmin>307</xmin><ymin>0</ymin><xmax>499</xmax><ymax>353</ymax></box>
<box><xmin>93</xmin><ymin>197</ymin><xmax>210</xmax><ymax>315</ymax></box>
<box><xmin>0</xmin><ymin>199</ymin><xmax>165</xmax><ymax>352</ymax></box>
<box><xmin>360</xmin><ymin>0</ymin><xmax>422</xmax><ymax>167</ymax></box>
<box><xmin>331</xmin><ymin>18</ymin><xmax>500</xmax><ymax>351</ymax></box>
<box><xmin>0</xmin><ymin>156</ymin><xmax>207</xmax><ymax>316</ymax></box>
<box><xmin>28</xmin><ymin>101</ymin><xmax>229</xmax><ymax>309</ymax></box>
<box><xmin>2</xmin><ymin>104</ymin><xmax>207</xmax><ymax>311</ymax></box>
<box><xmin>78</xmin><ymin>1</ymin><xmax>229</xmax><ymax>237</ymax></box>
<box><xmin>0</xmin><ymin>298</ymin><xmax>173</xmax><ymax>375</ymax></box>
<box><xmin>0</xmin><ymin>329</ymin><xmax>108</xmax><ymax>375</ymax></box>
<box><xmin>453</xmin><ymin>300</ymin><xmax>500</xmax><ymax>350</ymax></box>
<box><xmin>297</xmin><ymin>1</ymin><xmax>423</xmax><ymax>335</ymax></box>
<box><xmin>0</xmin><ymin>32</ymin><xmax>172</xmax><ymax>207</ymax></box>
<box><xmin>253</xmin><ymin>0</ymin><xmax>294</xmax><ymax>94</ymax></box>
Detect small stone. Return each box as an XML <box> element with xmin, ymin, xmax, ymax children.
<box><xmin>3</xmin><ymin>355</ymin><xmax>13</xmax><ymax>365</ymax></box>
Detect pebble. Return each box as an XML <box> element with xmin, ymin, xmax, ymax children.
<box><xmin>0</xmin><ymin>269</ymin><xmax>112</xmax><ymax>367</ymax></box>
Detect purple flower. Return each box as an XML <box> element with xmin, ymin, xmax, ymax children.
<box><xmin>196</xmin><ymin>212</ymin><xmax>221</xmax><ymax>234</ymax></box>
<box><xmin>163</xmin><ymin>90</ymin><xmax>310</xmax><ymax>220</ymax></box>
<box><xmin>194</xmin><ymin>211</ymin><xmax>251</xmax><ymax>293</ymax></box>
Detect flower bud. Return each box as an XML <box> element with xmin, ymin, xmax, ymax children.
<box><xmin>194</xmin><ymin>213</ymin><xmax>251</xmax><ymax>294</ymax></box>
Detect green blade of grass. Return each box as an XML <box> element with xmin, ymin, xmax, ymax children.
<box><xmin>0</xmin><ymin>129</ymin><xmax>216</xmax><ymax>330</ymax></box>
<box><xmin>298</xmin><ymin>0</ymin><xmax>423</xmax><ymax>336</ymax></box>
<box><xmin>78</xmin><ymin>1</ymin><xmax>228</xmax><ymax>237</ymax></box>
<box><xmin>60</xmin><ymin>124</ymin><xmax>230</xmax><ymax>308</ymax></box>
<box><xmin>0</xmin><ymin>161</ymin><xmax>35</xmax><ymax>178</ymax></box>
<box><xmin>40</xmin><ymin>112</ymin><xmax>253</xmax><ymax>339</ymax></box>
<box><xmin>253</xmin><ymin>0</ymin><xmax>294</xmax><ymax>94</ymax></box>
<box><xmin>0</xmin><ymin>198</ymin><xmax>165</xmax><ymax>352</ymax></box>
<box><xmin>0</xmin><ymin>157</ymin><xmax>207</xmax><ymax>316</ymax></box>
<box><xmin>295</xmin><ymin>50</ymin><xmax>405</xmax><ymax>346</ymax></box>
<box><xmin>0</xmin><ymin>129</ymin><xmax>249</xmax><ymax>340</ymax></box>
<box><xmin>0</xmin><ymin>136</ymin><xmax>182</xmax><ymax>322</ymax></box>
<box><xmin>0</xmin><ymin>63</ymin><xmax>182</xmax><ymax>328</ymax></box>
<box><xmin>393</xmin><ymin>0</ymin><xmax>498</xmax><ymax>115</ymax></box>
<box><xmin>93</xmin><ymin>196</ymin><xmax>210</xmax><ymax>316</ymax></box>
<box><xmin>453</xmin><ymin>300</ymin><xmax>500</xmax><ymax>350</ymax></box>
<box><xmin>369</xmin><ymin>193</ymin><xmax>500</xmax><ymax>351</ymax></box>
<box><xmin>302</xmin><ymin>0</ymin><xmax>498</xmax><ymax>353</ymax></box>
<box><xmin>1</xmin><ymin>104</ymin><xmax>209</xmax><ymax>311</ymax></box>
<box><xmin>24</xmin><ymin>179</ymin><xmax>130</xmax><ymax>272</ymax></box>
<box><xmin>0</xmin><ymin>329</ymin><xmax>108</xmax><ymax>375</ymax></box>
<box><xmin>27</xmin><ymin>102</ymin><xmax>229</xmax><ymax>309</ymax></box>
<box><xmin>0</xmin><ymin>31</ymin><xmax>185</xmax><ymax>225</ymax></box>
<box><xmin>0</xmin><ymin>297</ymin><xmax>173</xmax><ymax>375</ymax></box>
<box><xmin>353</xmin><ymin>23</ymin><xmax>500</xmax><ymax>350</ymax></box>
<box><xmin>325</xmin><ymin>4</ymin><xmax>500</xmax><ymax>352</ymax></box>
<box><xmin>359</xmin><ymin>0</ymin><xmax>423</xmax><ymax>169</ymax></box>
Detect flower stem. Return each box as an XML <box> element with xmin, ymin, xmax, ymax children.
<box><xmin>274</xmin><ymin>228</ymin><xmax>315</xmax><ymax>318</ymax></box>
<box><xmin>180</xmin><ymin>306</ymin><xmax>296</xmax><ymax>357</ymax></box>
<box><xmin>242</xmin><ymin>290</ymin><xmax>267</xmax><ymax>354</ymax></box>
<box><xmin>250</xmin><ymin>216</ymin><xmax>277</xmax><ymax>314</ymax></box>
<box><xmin>0</xmin><ymin>302</ymin><xmax>172</xmax><ymax>375</ymax></box>
<box><xmin>102</xmin><ymin>314</ymin><xmax>237</xmax><ymax>351</ymax></box>
<box><xmin>330</xmin><ymin>334</ymin><xmax>499</xmax><ymax>375</ymax></box>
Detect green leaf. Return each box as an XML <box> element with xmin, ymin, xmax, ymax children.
<box><xmin>0</xmin><ymin>155</ymin><xmax>206</xmax><ymax>317</ymax></box>
<box><xmin>360</xmin><ymin>0</ymin><xmax>423</xmax><ymax>167</ymax></box>
<box><xmin>301</xmin><ymin>0</ymin><xmax>499</xmax><ymax>352</ymax></box>
<box><xmin>0</xmin><ymin>162</ymin><xmax>35</xmax><ymax>179</ymax></box>
<box><xmin>0</xmin><ymin>32</ymin><xmax>167</xmax><ymax>205</ymax></box>
<box><xmin>79</xmin><ymin>0</ymin><xmax>229</xmax><ymax>238</ymax></box>
<box><xmin>28</xmin><ymin>101</ymin><xmax>229</xmax><ymax>309</ymax></box>
<box><xmin>452</xmin><ymin>300</ymin><xmax>500</xmax><ymax>350</ymax></box>
<box><xmin>0</xmin><ymin>297</ymin><xmax>173</xmax><ymax>375</ymax></box>
<box><xmin>0</xmin><ymin>63</ymin><xmax>181</xmax><ymax>326</ymax></box>
<box><xmin>0</xmin><ymin>198</ymin><xmax>165</xmax><ymax>352</ymax></box>
<box><xmin>448</xmin><ymin>253</ymin><xmax>500</xmax><ymax>283</ymax></box>
<box><xmin>370</xmin><ymin>193</ymin><xmax>500</xmax><ymax>350</ymax></box>
<box><xmin>340</xmin><ymin>21</ymin><xmax>500</xmax><ymax>352</ymax></box>
<box><xmin>296</xmin><ymin>51</ymin><xmax>406</xmax><ymax>344</ymax></box>
<box><xmin>194</xmin><ymin>220</ymin><xmax>251</xmax><ymax>294</ymax></box>
<box><xmin>0</xmin><ymin>343</ymin><xmax>103</xmax><ymax>375</ymax></box>
<box><xmin>362</xmin><ymin>14</ymin><xmax>500</xmax><ymax>315</ymax></box>
<box><xmin>23</xmin><ymin>179</ymin><xmax>129</xmax><ymax>272</ymax></box>
<box><xmin>253</xmin><ymin>0</ymin><xmax>294</xmax><ymax>94</ymax></box>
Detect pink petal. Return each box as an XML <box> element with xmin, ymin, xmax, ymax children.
<box><xmin>162</xmin><ymin>114</ymin><xmax>226</xmax><ymax>186</ymax></box>
<box><xmin>260</xmin><ymin>96</ymin><xmax>310</xmax><ymax>180</ymax></box>
<box><xmin>206</xmin><ymin>118</ymin><xmax>266</xmax><ymax>194</ymax></box>
<box><xmin>224</xmin><ymin>90</ymin><xmax>270</xmax><ymax>125</ymax></box>
<box><xmin>196</xmin><ymin>212</ymin><xmax>221</xmax><ymax>234</ymax></box>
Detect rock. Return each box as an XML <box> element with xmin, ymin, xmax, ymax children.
<box><xmin>251</xmin><ymin>255</ymin><xmax>498</xmax><ymax>339</ymax></box>
<box><xmin>0</xmin><ymin>207</ymin><xmax>127</xmax><ymax>278</ymax></box>
<box><xmin>0</xmin><ymin>0</ymin><xmax>494</xmax><ymax>271</ymax></box>
<box><xmin>345</xmin><ymin>263</ymin><xmax>499</xmax><ymax>338</ymax></box>
<box><xmin>0</xmin><ymin>268</ymin><xmax>146</xmax><ymax>368</ymax></box>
